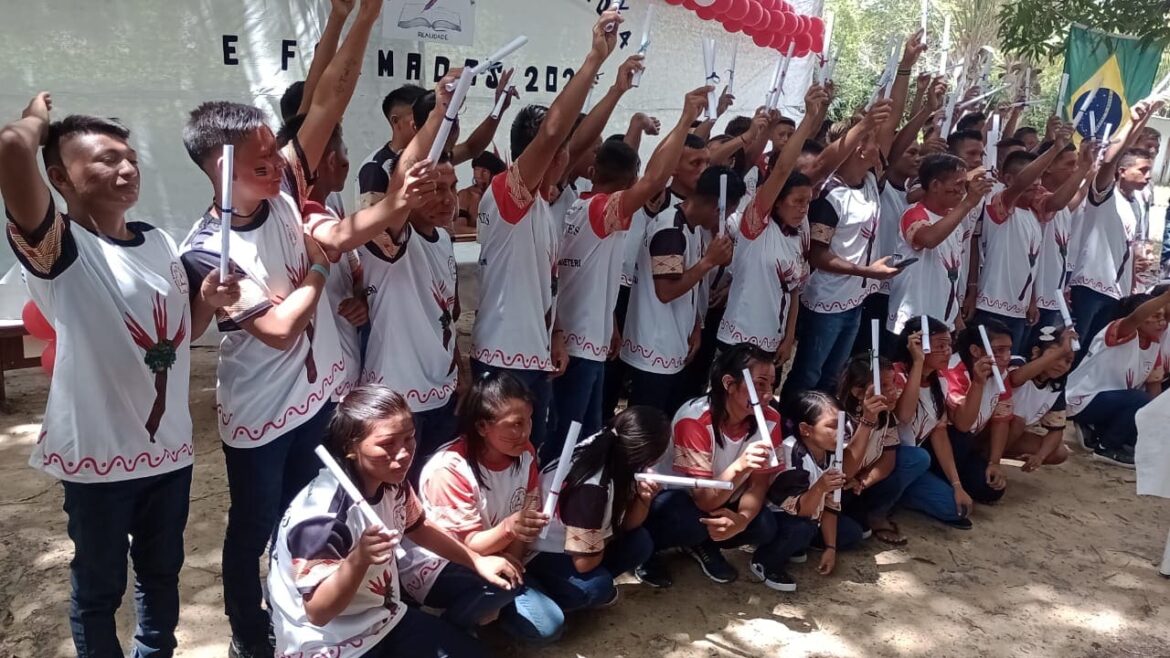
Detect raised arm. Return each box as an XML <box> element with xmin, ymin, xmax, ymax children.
<box><xmin>913</xmin><ymin>173</ymin><xmax>993</xmax><ymax>249</ymax></box>
<box><xmin>618</xmin><ymin>88</ymin><xmax>707</xmax><ymax>217</ymax></box>
<box><xmin>753</xmin><ymin>86</ymin><xmax>828</xmax><ymax>214</ymax></box>
<box><xmin>296</xmin><ymin>0</ymin><xmax>381</xmax><ymax>171</ymax></box>
<box><xmin>1095</xmin><ymin>98</ymin><xmax>1163</xmax><ymax>190</ymax></box>
<box><xmin>623</xmin><ymin>112</ymin><xmax>660</xmax><ymax>153</ymax></box>
<box><xmin>887</xmin><ymin>77</ymin><xmax>944</xmax><ymax>173</ymax></box>
<box><xmin>515</xmin><ymin>10</ymin><xmax>622</xmax><ymax>194</ymax></box>
<box><xmin>1042</xmin><ymin>138</ymin><xmax>1097</xmax><ymax>213</ymax></box>
<box><xmin>295</xmin><ymin>0</ymin><xmax>353</xmax><ymax>118</ymax></box>
<box><xmin>1117</xmin><ymin>287</ymin><xmax>1170</xmax><ymax>338</ymax></box>
<box><xmin>1000</xmin><ymin>124</ymin><xmax>1070</xmax><ymax>209</ymax></box>
<box><xmin>450</xmin><ymin>69</ymin><xmax>518</xmax><ymax>165</ymax></box>
<box><xmin>878</xmin><ymin>30</ymin><xmax>926</xmax><ymax>156</ymax></box>
<box><xmin>806</xmin><ymin>99</ymin><xmax>894</xmax><ymax>185</ymax></box>
<box><xmin>564</xmin><ymin>55</ymin><xmax>643</xmax><ymax>183</ymax></box>
<box><xmin>0</xmin><ymin>93</ymin><xmax>53</xmax><ymax>234</ymax></box>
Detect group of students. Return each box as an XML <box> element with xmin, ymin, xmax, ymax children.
<box><xmin>3</xmin><ymin>1</ymin><xmax>1170</xmax><ymax>656</ymax></box>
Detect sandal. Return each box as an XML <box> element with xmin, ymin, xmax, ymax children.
<box><xmin>869</xmin><ymin>519</ymin><xmax>908</xmax><ymax>546</ymax></box>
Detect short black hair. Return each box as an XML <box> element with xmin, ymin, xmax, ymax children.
<box><xmin>684</xmin><ymin>133</ymin><xmax>707</xmax><ymax>150</ymax></box>
<box><xmin>510</xmin><ymin>104</ymin><xmax>548</xmax><ymax>158</ymax></box>
<box><xmin>182</xmin><ymin>101</ymin><xmax>268</xmax><ymax>168</ymax></box>
<box><xmin>381</xmin><ymin>84</ymin><xmax>427</xmax><ymax>119</ymax></box>
<box><xmin>1035</xmin><ymin>140</ymin><xmax>1074</xmax><ymax>156</ymax></box>
<box><xmin>412</xmin><ymin>91</ymin><xmax>437</xmax><ymax>132</ymax></box>
<box><xmin>956</xmin><ymin>112</ymin><xmax>986</xmax><ymax>133</ymax></box>
<box><xmin>779</xmin><ymin>171</ymin><xmax>813</xmax><ymax>200</ymax></box>
<box><xmin>1002</xmin><ymin>150</ymin><xmax>1037</xmax><ymax>175</ymax></box>
<box><xmin>1012</xmin><ymin>126</ymin><xmax>1039</xmax><ymax>141</ymax></box>
<box><xmin>276</xmin><ymin>113</ymin><xmax>343</xmax><ymax>153</ymax></box>
<box><xmin>996</xmin><ymin>137</ymin><xmax>1027</xmax><ymax>151</ymax></box>
<box><xmin>43</xmin><ymin>115</ymin><xmax>131</xmax><ymax>171</ymax></box>
<box><xmin>802</xmin><ymin>139</ymin><xmax>825</xmax><ymax>155</ymax></box>
<box><xmin>946</xmin><ymin>130</ymin><xmax>984</xmax><ymax>153</ymax></box>
<box><xmin>1141</xmin><ymin>126</ymin><xmax>1162</xmax><ymax>141</ymax></box>
<box><xmin>592</xmin><ymin>140</ymin><xmax>640</xmax><ymax>186</ymax></box>
<box><xmin>1119</xmin><ymin>148</ymin><xmax>1153</xmax><ymax>169</ymax></box>
<box><xmin>605</xmin><ymin>133</ymin><xmax>626</xmax><ymax>143</ymax></box>
<box><xmin>918</xmin><ymin>153</ymin><xmax>967</xmax><ymax>190</ymax></box>
<box><xmin>775</xmin><ymin>116</ymin><xmax>796</xmax><ymax>128</ymax></box>
<box><xmin>694</xmin><ymin>165</ymin><xmax>745</xmax><ymax>206</ymax></box>
<box><xmin>280</xmin><ymin>81</ymin><xmax>305</xmax><ymax>122</ymax></box>
<box><xmin>1116</xmin><ymin>292</ymin><xmax>1154</xmax><ymax>320</ymax></box>
<box><xmin>471</xmin><ymin>151</ymin><xmax>506</xmax><ymax>176</ymax></box>
<box><xmin>725</xmin><ymin>116</ymin><xmax>752</xmax><ymax>137</ymax></box>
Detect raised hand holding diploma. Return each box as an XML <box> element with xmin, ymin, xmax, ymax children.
<box><xmin>219</xmin><ymin>144</ymin><xmax>234</xmax><ymax>282</ymax></box>
<box><xmin>921</xmin><ymin>315</ymin><xmax>931</xmax><ymax>353</ymax></box>
<box><xmin>1055</xmin><ymin>73</ymin><xmax>1069</xmax><ymax>115</ymax></box>
<box><xmin>978</xmin><ymin>325</ymin><xmax>1007</xmax><ymax>394</ymax></box>
<box><xmin>540</xmin><ymin>421</ymin><xmax>582</xmax><ymax>539</ymax></box>
<box><xmin>1054</xmin><ymin>293</ymin><xmax>1081</xmax><ymax>351</ymax></box>
<box><xmin>314</xmin><ymin>446</ymin><xmax>397</xmax><ymax>541</ymax></box>
<box><xmin>702</xmin><ymin>39</ymin><xmax>719</xmax><ymax>119</ymax></box>
<box><xmin>833</xmin><ymin>411</ymin><xmax>846</xmax><ymax>505</ymax></box>
<box><xmin>430</xmin><ymin>68</ymin><xmax>474</xmax><ymax>164</ymax></box>
<box><xmin>742</xmin><ymin>368</ymin><xmax>780</xmax><ymax>468</ymax></box>
<box><xmin>632</xmin><ymin>4</ymin><xmax>653</xmax><ymax>87</ymax></box>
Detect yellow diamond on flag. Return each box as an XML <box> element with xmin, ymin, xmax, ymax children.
<box><xmin>1066</xmin><ymin>54</ymin><xmax>1129</xmax><ymax>141</ymax></box>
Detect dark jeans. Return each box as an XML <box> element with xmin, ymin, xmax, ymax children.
<box><xmin>1071</xmin><ymin>286</ymin><xmax>1120</xmax><ymax>358</ymax></box>
<box><xmin>471</xmin><ymin>360</ymin><xmax>552</xmax><ymax>458</ymax></box>
<box><xmin>676</xmin><ymin>304</ymin><xmax>725</xmax><ymax>403</ymax></box>
<box><xmin>550</xmin><ymin>356</ymin><xmax>606</xmax><ymax>464</ymax></box>
<box><xmin>408</xmin><ymin>397</ymin><xmax>459</xmax><ymax>485</ymax></box>
<box><xmin>972</xmin><ymin>309</ymin><xmax>1028</xmax><ymax>356</ymax></box>
<box><xmin>783</xmin><ymin>304</ymin><xmax>863</xmax><ymax>402</ymax></box>
<box><xmin>1071</xmin><ymin>389</ymin><xmax>1152</xmax><ymax>450</ymax></box>
<box><xmin>527</xmin><ymin>527</ymin><xmax>653</xmax><ymax>612</ymax></box>
<box><xmin>758</xmin><ymin>510</ymin><xmax>864</xmax><ymax>571</ymax></box>
<box><xmin>367</xmin><ymin>607</ymin><xmax>482</xmax><ymax>657</ymax></box>
<box><xmin>222</xmin><ymin>402</ymin><xmax>335</xmax><ymax>645</ymax></box>
<box><xmin>62</xmin><ymin>466</ymin><xmax>192</xmax><ymax>658</ymax></box>
<box><xmin>642</xmin><ymin>489</ymin><xmax>778</xmax><ymax>554</ymax></box>
<box><xmin>844</xmin><ymin>444</ymin><xmax>931</xmax><ymax>522</ymax></box>
<box><xmin>602</xmin><ymin>285</ymin><xmax>632</xmax><ymax>424</ymax></box>
<box><xmin>929</xmin><ymin>427</ymin><xmax>1006</xmax><ymax>504</ymax></box>
<box><xmin>421</xmin><ymin>562</ymin><xmax>518</xmax><ymax>631</ymax></box>
<box><xmin>854</xmin><ymin>292</ymin><xmax>896</xmax><ymax>357</ymax></box>
<box><xmin>624</xmin><ymin>365</ymin><xmax>686</xmax><ymax>417</ymax></box>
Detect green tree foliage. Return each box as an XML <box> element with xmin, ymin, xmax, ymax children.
<box><xmin>998</xmin><ymin>0</ymin><xmax>1170</xmax><ymax>61</ymax></box>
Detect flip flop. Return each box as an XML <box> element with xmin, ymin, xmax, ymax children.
<box><xmin>870</xmin><ymin>520</ymin><xmax>908</xmax><ymax>546</ymax></box>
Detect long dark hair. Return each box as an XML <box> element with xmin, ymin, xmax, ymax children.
<box><xmin>893</xmin><ymin>316</ymin><xmax>950</xmax><ymax>422</ymax></box>
<box><xmin>837</xmin><ymin>355</ymin><xmax>893</xmax><ymax>427</ymax></box>
<box><xmin>707</xmin><ymin>343</ymin><xmax>773</xmax><ymax>448</ymax></box>
<box><xmin>327</xmin><ymin>385</ymin><xmax>413</xmax><ymax>480</ymax></box>
<box><xmin>956</xmin><ymin>320</ymin><xmax>1011</xmax><ymax>372</ymax></box>
<box><xmin>455</xmin><ymin>371</ymin><xmax>534</xmax><ymax>489</ymax></box>
<box><xmin>784</xmin><ymin>390</ymin><xmax>839</xmax><ymax>449</ymax></box>
<box><xmin>563</xmin><ymin>406</ymin><xmax>670</xmax><ymax>529</ymax></box>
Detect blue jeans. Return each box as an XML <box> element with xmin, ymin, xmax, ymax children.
<box><xmin>409</xmin><ymin>397</ymin><xmax>459</xmax><ymax>485</ymax></box>
<box><xmin>642</xmin><ymin>489</ymin><xmax>778</xmax><ymax>554</ymax></box>
<box><xmin>757</xmin><ymin>510</ymin><xmax>863</xmax><ymax>571</ymax></box>
<box><xmin>972</xmin><ymin>309</ymin><xmax>1027</xmax><ymax>356</ymax></box>
<box><xmin>527</xmin><ymin>527</ymin><xmax>653</xmax><ymax>612</ymax></box>
<box><xmin>900</xmin><ymin>467</ymin><xmax>967</xmax><ymax>525</ymax></box>
<box><xmin>367</xmin><ymin>607</ymin><xmax>482</xmax><ymax>657</ymax></box>
<box><xmin>62</xmin><ymin>466</ymin><xmax>192</xmax><ymax>658</ymax></box>
<box><xmin>471</xmin><ymin>360</ymin><xmax>552</xmax><ymax>459</ymax></box>
<box><xmin>1070</xmin><ymin>389</ymin><xmax>1152</xmax><ymax>450</ymax></box>
<box><xmin>222</xmin><ymin>402</ymin><xmax>335</xmax><ymax>645</ymax></box>
<box><xmin>550</xmin><ymin>356</ymin><xmax>606</xmax><ymax>464</ymax></box>
<box><xmin>783</xmin><ymin>304</ymin><xmax>863</xmax><ymax>401</ymax></box>
<box><xmin>939</xmin><ymin>427</ymin><xmax>1006</xmax><ymax>504</ymax></box>
<box><xmin>1070</xmin><ymin>286</ymin><xmax>1119</xmax><ymax>357</ymax></box>
<box><xmin>499</xmin><ymin>587</ymin><xmax>564</xmax><ymax>644</ymax></box>
<box><xmin>421</xmin><ymin>562</ymin><xmax>518</xmax><ymax>630</ymax></box>
<box><xmin>845</xmin><ymin>445</ymin><xmax>931</xmax><ymax>522</ymax></box>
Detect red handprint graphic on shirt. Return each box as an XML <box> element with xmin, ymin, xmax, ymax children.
<box><xmin>125</xmin><ymin>293</ymin><xmax>187</xmax><ymax>443</ymax></box>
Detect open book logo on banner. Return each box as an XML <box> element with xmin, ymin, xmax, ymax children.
<box><xmin>383</xmin><ymin>0</ymin><xmax>476</xmax><ymax>46</ymax></box>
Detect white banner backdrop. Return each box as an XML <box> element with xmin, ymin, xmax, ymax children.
<box><xmin>0</xmin><ymin>0</ymin><xmax>817</xmax><ymax>274</ymax></box>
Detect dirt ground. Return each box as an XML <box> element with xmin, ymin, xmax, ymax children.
<box><xmin>4</xmin><ymin>347</ymin><xmax>1170</xmax><ymax>658</ymax></box>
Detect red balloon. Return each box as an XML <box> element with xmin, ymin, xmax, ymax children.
<box><xmin>792</xmin><ymin>31</ymin><xmax>813</xmax><ymax>52</ymax></box>
<box><xmin>709</xmin><ymin>0</ymin><xmax>734</xmax><ymax>13</ymax></box>
<box><xmin>752</xmin><ymin>30</ymin><xmax>772</xmax><ymax>47</ymax></box>
<box><xmin>743</xmin><ymin>2</ymin><xmax>764</xmax><ymax>29</ymax></box>
<box><xmin>769</xmin><ymin>30</ymin><xmax>789</xmax><ymax>50</ymax></box>
<box><xmin>811</xmin><ymin>34</ymin><xmax>825</xmax><ymax>54</ymax></box>
<box><xmin>682</xmin><ymin>0</ymin><xmax>700</xmax><ymax>9</ymax></box>
<box><xmin>808</xmin><ymin>16</ymin><xmax>825</xmax><ymax>37</ymax></box>
<box><xmin>768</xmin><ymin>10</ymin><xmax>788</xmax><ymax>34</ymax></box>
<box><xmin>721</xmin><ymin>17</ymin><xmax>745</xmax><ymax>32</ymax></box>
<box><xmin>22</xmin><ymin>300</ymin><xmax>54</xmax><ymax>341</ymax></box>
<box><xmin>40</xmin><ymin>339</ymin><xmax>55</xmax><ymax>377</ymax></box>
<box><xmin>726</xmin><ymin>0</ymin><xmax>751</xmax><ymax>21</ymax></box>
<box><xmin>756</xmin><ymin>7</ymin><xmax>772</xmax><ymax>30</ymax></box>
<box><xmin>695</xmin><ymin>5</ymin><xmax>718</xmax><ymax>19</ymax></box>
<box><xmin>799</xmin><ymin>14</ymin><xmax>812</xmax><ymax>33</ymax></box>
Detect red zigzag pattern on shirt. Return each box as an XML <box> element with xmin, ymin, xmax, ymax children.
<box><xmin>218</xmin><ymin>359</ymin><xmax>346</xmax><ymax>442</ymax></box>
<box><xmin>39</xmin><ymin>443</ymin><xmax>194</xmax><ymax>477</ymax></box>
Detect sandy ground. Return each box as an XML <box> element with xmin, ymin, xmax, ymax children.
<box><xmin>4</xmin><ymin>348</ymin><xmax>1170</xmax><ymax>658</ymax></box>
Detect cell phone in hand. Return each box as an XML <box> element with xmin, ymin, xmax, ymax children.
<box><xmin>886</xmin><ymin>253</ymin><xmax>920</xmax><ymax>270</ymax></box>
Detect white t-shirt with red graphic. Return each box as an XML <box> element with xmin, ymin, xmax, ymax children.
<box><xmin>557</xmin><ymin>191</ymin><xmax>634</xmax><ymax>361</ymax></box>
<box><xmin>976</xmin><ymin>191</ymin><xmax>1048</xmax><ymax>319</ymax></box>
<box><xmin>620</xmin><ymin>207</ymin><xmax>704</xmax><ymax>374</ymax></box>
<box><xmin>1034</xmin><ymin>206</ymin><xmax>1075</xmax><ymax>311</ymax></box>
<box><xmin>717</xmin><ymin>198</ymin><xmax>809</xmax><ymax>352</ymax></box>
<box><xmin>657</xmin><ymin>396</ymin><xmax>785</xmax><ymax>504</ymax></box>
<box><xmin>1066</xmin><ymin>320</ymin><xmax>1164</xmax><ymax>416</ymax></box>
<box><xmin>887</xmin><ymin>202</ymin><xmax>967</xmax><ymax>333</ymax></box>
<box><xmin>303</xmin><ymin>199</ymin><xmax>362</xmax><ymax>400</ymax></box>
<box><xmin>472</xmin><ymin>167</ymin><xmax>559</xmax><ymax>371</ymax></box>
<box><xmin>943</xmin><ymin>355</ymin><xmax>1013</xmax><ymax>436</ymax></box>
<box><xmin>802</xmin><ymin>173</ymin><xmax>882</xmax><ymax>314</ymax></box>
<box><xmin>419</xmin><ymin>437</ymin><xmax>540</xmax><ymax>540</ymax></box>
<box><xmin>359</xmin><ymin>224</ymin><xmax>458</xmax><ymax>412</ymax></box>
<box><xmin>1069</xmin><ymin>182</ymin><xmax>1142</xmax><ymax>301</ymax></box>
<box><xmin>12</xmin><ymin>203</ymin><xmax>193</xmax><ymax>483</ymax></box>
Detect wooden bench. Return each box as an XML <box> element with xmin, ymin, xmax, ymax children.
<box><xmin>0</xmin><ymin>321</ymin><xmax>41</xmax><ymax>406</ymax></box>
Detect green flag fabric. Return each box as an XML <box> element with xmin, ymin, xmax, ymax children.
<box><xmin>1062</xmin><ymin>24</ymin><xmax>1164</xmax><ymax>139</ymax></box>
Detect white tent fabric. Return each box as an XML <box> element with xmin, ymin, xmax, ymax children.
<box><xmin>0</xmin><ymin>0</ymin><xmax>817</xmax><ymax>274</ymax></box>
<box><xmin>1136</xmin><ymin>389</ymin><xmax>1170</xmax><ymax>499</ymax></box>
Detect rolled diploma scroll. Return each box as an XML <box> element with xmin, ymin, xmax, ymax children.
<box><xmin>871</xmin><ymin>319</ymin><xmax>882</xmax><ymax>395</ymax></box>
<box><xmin>464</xmin><ymin>36</ymin><xmax>530</xmax><ymax>80</ymax></box>
<box><xmin>1055</xmin><ymin>73</ymin><xmax>1069</xmax><ymax>115</ymax></box>
<box><xmin>726</xmin><ymin>41</ymin><xmax>738</xmax><ymax>95</ymax></box>
<box><xmin>938</xmin><ymin>14</ymin><xmax>951</xmax><ymax>73</ymax></box>
<box><xmin>604</xmin><ymin>0</ymin><xmax>620</xmax><ymax>32</ymax></box>
<box><xmin>1095</xmin><ymin>123</ymin><xmax>1114</xmax><ymax>167</ymax></box>
<box><xmin>219</xmin><ymin>144</ymin><xmax>234</xmax><ymax>282</ymax></box>
<box><xmin>984</xmin><ymin>114</ymin><xmax>1001</xmax><ymax>171</ymax></box>
<box><xmin>978</xmin><ymin>325</ymin><xmax>1007</xmax><ymax>394</ymax></box>
<box><xmin>703</xmin><ymin>39</ymin><xmax>718</xmax><ymax>119</ymax></box>
<box><xmin>920</xmin><ymin>0</ymin><xmax>928</xmax><ymax>43</ymax></box>
<box><xmin>1071</xmin><ymin>84</ymin><xmax>1098</xmax><ymax>127</ymax></box>
<box><xmin>540</xmin><ymin>421</ymin><xmax>582</xmax><ymax>539</ymax></box>
<box><xmin>632</xmin><ymin>4</ymin><xmax>653</xmax><ymax>87</ymax></box>
<box><xmin>635</xmin><ymin>473</ymin><xmax>734</xmax><ymax>490</ymax></box>
<box><xmin>742</xmin><ymin>368</ymin><xmax>780</xmax><ymax>468</ymax></box>
<box><xmin>921</xmin><ymin>315</ymin><xmax>931</xmax><ymax>353</ymax></box>
<box><xmin>717</xmin><ymin>174</ymin><xmax>727</xmax><ymax>234</ymax></box>
<box><xmin>766</xmin><ymin>56</ymin><xmax>784</xmax><ymax>109</ymax></box>
<box><xmin>833</xmin><ymin>410</ymin><xmax>845</xmax><ymax>505</ymax></box>
<box><xmin>314</xmin><ymin>445</ymin><xmax>387</xmax><ymax>530</ymax></box>
<box><xmin>431</xmin><ymin>68</ymin><xmax>474</xmax><ymax>164</ymax></box>
<box><xmin>777</xmin><ymin>41</ymin><xmax>796</xmax><ymax>96</ymax></box>
<box><xmin>1054</xmin><ymin>292</ymin><xmax>1081</xmax><ymax>351</ymax></box>
<box><xmin>489</xmin><ymin>87</ymin><xmax>510</xmax><ymax>121</ymax></box>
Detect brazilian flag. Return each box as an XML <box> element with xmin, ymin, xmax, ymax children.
<box><xmin>1061</xmin><ymin>25</ymin><xmax>1164</xmax><ymax>139</ymax></box>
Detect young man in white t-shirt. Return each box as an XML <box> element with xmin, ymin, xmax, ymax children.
<box><xmin>1070</xmin><ymin>99</ymin><xmax>1163</xmax><ymax>354</ymax></box>
<box><xmin>553</xmin><ymin>87</ymin><xmax>708</xmax><ymax>459</ymax></box>
<box><xmin>0</xmin><ymin>96</ymin><xmax>238</xmax><ymax>657</ymax></box>
<box><xmin>471</xmin><ymin>9</ymin><xmax>626</xmax><ymax>455</ymax></box>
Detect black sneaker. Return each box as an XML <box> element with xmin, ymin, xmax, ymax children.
<box><xmin>1092</xmin><ymin>445</ymin><xmax>1135</xmax><ymax>469</ymax></box>
<box><xmin>790</xmin><ymin>551</ymin><xmax>808</xmax><ymax>564</ymax></box>
<box><xmin>749</xmin><ymin>560</ymin><xmax>797</xmax><ymax>592</ymax></box>
<box><xmin>228</xmin><ymin>636</ymin><xmax>274</xmax><ymax>658</ymax></box>
<box><xmin>684</xmin><ymin>541</ymin><xmax>738</xmax><ymax>583</ymax></box>
<box><xmin>634</xmin><ymin>554</ymin><xmax>673</xmax><ymax>588</ymax></box>
<box><xmin>1077</xmin><ymin>422</ymin><xmax>1099</xmax><ymax>451</ymax></box>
